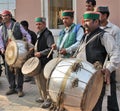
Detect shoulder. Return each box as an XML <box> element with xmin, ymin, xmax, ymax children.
<box><xmin>44</xmin><ymin>28</ymin><xmax>53</xmax><ymax>37</ymax></box>
<box><xmin>108</xmin><ymin>22</ymin><xmax>120</xmax><ymax>32</ymax></box>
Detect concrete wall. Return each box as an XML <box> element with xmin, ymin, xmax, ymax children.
<box><xmin>15</xmin><ymin>0</ymin><xmax>41</xmax><ymax>32</ymax></box>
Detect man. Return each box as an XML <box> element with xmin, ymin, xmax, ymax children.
<box><xmin>20</xmin><ymin>20</ymin><xmax>37</xmax><ymax>45</ymax></box>
<box><xmin>20</xmin><ymin>20</ymin><xmax>37</xmax><ymax>83</ymax></box>
<box><xmin>76</xmin><ymin>11</ymin><xmax>120</xmax><ymax>111</ymax></box>
<box><xmin>52</xmin><ymin>10</ymin><xmax>84</xmax><ymax>58</ymax></box>
<box><xmin>34</xmin><ymin>17</ymin><xmax>55</xmax><ymax>108</ymax></box>
<box><xmin>0</xmin><ymin>10</ymin><xmax>31</xmax><ymax>97</ymax></box>
<box><xmin>96</xmin><ymin>6</ymin><xmax>120</xmax><ymax>111</ymax></box>
<box><xmin>86</xmin><ymin>0</ymin><xmax>96</xmax><ymax>11</ymax></box>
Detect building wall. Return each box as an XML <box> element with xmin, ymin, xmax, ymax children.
<box><xmin>16</xmin><ymin>0</ymin><xmax>120</xmax><ymax>33</ymax></box>
<box><xmin>77</xmin><ymin>0</ymin><xmax>120</xmax><ymax>27</ymax></box>
<box><xmin>15</xmin><ymin>0</ymin><xmax>41</xmax><ymax>32</ymax></box>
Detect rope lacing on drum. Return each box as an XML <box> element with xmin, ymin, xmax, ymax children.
<box><xmin>56</xmin><ymin>59</ymin><xmax>81</xmax><ymax>110</ymax></box>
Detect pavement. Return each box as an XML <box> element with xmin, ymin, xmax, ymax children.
<box><xmin>0</xmin><ymin>69</ymin><xmax>47</xmax><ymax>111</ymax></box>
<box><xmin>0</xmin><ymin>67</ymin><xmax>120</xmax><ymax>111</ymax></box>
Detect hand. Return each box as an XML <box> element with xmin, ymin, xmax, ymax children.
<box><xmin>51</xmin><ymin>44</ymin><xmax>56</xmax><ymax>50</ymax></box>
<box><xmin>59</xmin><ymin>48</ymin><xmax>67</xmax><ymax>55</ymax></box>
<box><xmin>34</xmin><ymin>52</ymin><xmax>41</xmax><ymax>58</ymax></box>
<box><xmin>101</xmin><ymin>68</ymin><xmax>110</xmax><ymax>84</ymax></box>
<box><xmin>29</xmin><ymin>47</ymin><xmax>34</xmax><ymax>52</ymax></box>
<box><xmin>0</xmin><ymin>49</ymin><xmax>5</xmax><ymax>54</ymax></box>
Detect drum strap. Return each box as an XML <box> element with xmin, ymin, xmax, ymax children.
<box><xmin>57</xmin><ymin>59</ymin><xmax>81</xmax><ymax>107</ymax></box>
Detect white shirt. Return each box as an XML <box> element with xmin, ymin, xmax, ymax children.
<box><xmin>100</xmin><ymin>21</ymin><xmax>120</xmax><ymax>49</ymax></box>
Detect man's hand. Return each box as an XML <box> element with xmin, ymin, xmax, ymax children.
<box><xmin>59</xmin><ymin>48</ymin><xmax>67</xmax><ymax>55</ymax></box>
<box><xmin>34</xmin><ymin>52</ymin><xmax>41</xmax><ymax>58</ymax></box>
<box><xmin>101</xmin><ymin>68</ymin><xmax>110</xmax><ymax>84</ymax></box>
<box><xmin>0</xmin><ymin>49</ymin><xmax>5</xmax><ymax>54</ymax></box>
<box><xmin>51</xmin><ymin>44</ymin><xmax>56</xmax><ymax>50</ymax></box>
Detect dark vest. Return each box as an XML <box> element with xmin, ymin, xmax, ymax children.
<box><xmin>2</xmin><ymin>20</ymin><xmax>23</xmax><ymax>45</ymax></box>
<box><xmin>85</xmin><ymin>28</ymin><xmax>107</xmax><ymax>65</ymax></box>
<box><xmin>37</xmin><ymin>28</ymin><xmax>54</xmax><ymax>67</ymax></box>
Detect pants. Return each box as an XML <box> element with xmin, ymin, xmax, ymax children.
<box><xmin>5</xmin><ymin>62</ymin><xmax>24</xmax><ymax>91</ymax></box>
<box><xmin>92</xmin><ymin>72</ymin><xmax>119</xmax><ymax>111</ymax></box>
<box><xmin>34</xmin><ymin>68</ymin><xmax>47</xmax><ymax>100</ymax></box>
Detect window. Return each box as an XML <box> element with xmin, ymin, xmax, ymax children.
<box><xmin>42</xmin><ymin>0</ymin><xmax>76</xmax><ymax>36</ymax></box>
<box><xmin>48</xmin><ymin>0</ymin><xmax>72</xmax><ymax>29</ymax></box>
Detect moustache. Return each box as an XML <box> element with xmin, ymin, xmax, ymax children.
<box><xmin>84</xmin><ymin>24</ymin><xmax>89</xmax><ymax>29</ymax></box>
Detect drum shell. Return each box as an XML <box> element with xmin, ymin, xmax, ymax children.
<box><xmin>46</xmin><ymin>58</ymin><xmax>103</xmax><ymax>111</ymax></box>
<box><xmin>22</xmin><ymin>57</ymin><xmax>41</xmax><ymax>77</ymax></box>
<box><xmin>5</xmin><ymin>40</ymin><xmax>29</xmax><ymax>68</ymax></box>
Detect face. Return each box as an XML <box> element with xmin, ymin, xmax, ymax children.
<box><xmin>35</xmin><ymin>22</ymin><xmax>46</xmax><ymax>32</ymax></box>
<box><xmin>62</xmin><ymin>16</ymin><xmax>73</xmax><ymax>27</ymax></box>
<box><xmin>99</xmin><ymin>13</ymin><xmax>107</xmax><ymax>24</ymax></box>
<box><xmin>2</xmin><ymin>14</ymin><xmax>11</xmax><ymax>23</ymax></box>
<box><xmin>86</xmin><ymin>2</ymin><xmax>94</xmax><ymax>11</ymax></box>
<box><xmin>84</xmin><ymin>19</ymin><xmax>98</xmax><ymax>33</ymax></box>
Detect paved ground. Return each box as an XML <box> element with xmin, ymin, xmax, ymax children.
<box><xmin>0</xmin><ymin>69</ymin><xmax>47</xmax><ymax>111</ymax></box>
<box><xmin>0</xmin><ymin>67</ymin><xmax>120</xmax><ymax>111</ymax></box>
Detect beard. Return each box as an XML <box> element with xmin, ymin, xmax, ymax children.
<box><xmin>84</xmin><ymin>25</ymin><xmax>89</xmax><ymax>33</ymax></box>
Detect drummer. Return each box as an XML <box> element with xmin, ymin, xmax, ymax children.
<box><xmin>34</xmin><ymin>17</ymin><xmax>55</xmax><ymax>108</ymax></box>
<box><xmin>76</xmin><ymin>11</ymin><xmax>120</xmax><ymax>111</ymax></box>
<box><xmin>0</xmin><ymin>10</ymin><xmax>31</xmax><ymax>97</ymax></box>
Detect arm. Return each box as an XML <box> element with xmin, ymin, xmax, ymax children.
<box><xmin>0</xmin><ymin>27</ymin><xmax>5</xmax><ymax>53</ymax></box>
<box><xmin>101</xmin><ymin>32</ymin><xmax>120</xmax><ymax>73</ymax></box>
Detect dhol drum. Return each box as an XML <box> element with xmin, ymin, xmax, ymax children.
<box><xmin>22</xmin><ymin>57</ymin><xmax>41</xmax><ymax>77</ymax></box>
<box><xmin>44</xmin><ymin>58</ymin><xmax>104</xmax><ymax>111</ymax></box>
<box><xmin>5</xmin><ymin>40</ymin><xmax>29</xmax><ymax>68</ymax></box>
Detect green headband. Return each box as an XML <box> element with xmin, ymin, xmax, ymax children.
<box><xmin>35</xmin><ymin>17</ymin><xmax>46</xmax><ymax>22</ymax></box>
<box><xmin>83</xmin><ymin>13</ymin><xmax>100</xmax><ymax>20</ymax></box>
<box><xmin>62</xmin><ymin>12</ymin><xmax>74</xmax><ymax>17</ymax></box>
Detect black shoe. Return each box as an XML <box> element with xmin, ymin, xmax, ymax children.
<box><xmin>6</xmin><ymin>89</ymin><xmax>17</xmax><ymax>95</ymax></box>
<box><xmin>35</xmin><ymin>98</ymin><xmax>44</xmax><ymax>103</ymax></box>
<box><xmin>30</xmin><ymin>80</ymin><xmax>35</xmax><ymax>84</ymax></box>
<box><xmin>41</xmin><ymin>99</ymin><xmax>52</xmax><ymax>108</ymax></box>
<box><xmin>24</xmin><ymin>77</ymin><xmax>32</xmax><ymax>82</ymax></box>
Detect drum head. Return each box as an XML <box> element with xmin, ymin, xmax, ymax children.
<box><xmin>5</xmin><ymin>40</ymin><xmax>18</xmax><ymax>66</ymax></box>
<box><xmin>81</xmin><ymin>70</ymin><xmax>104</xmax><ymax>111</ymax></box>
<box><xmin>22</xmin><ymin>57</ymin><xmax>41</xmax><ymax>76</ymax></box>
<box><xmin>44</xmin><ymin>58</ymin><xmax>63</xmax><ymax>79</ymax></box>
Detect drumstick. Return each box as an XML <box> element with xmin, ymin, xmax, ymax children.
<box><xmin>47</xmin><ymin>48</ymin><xmax>53</xmax><ymax>58</ymax></box>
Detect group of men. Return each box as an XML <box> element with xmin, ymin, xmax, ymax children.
<box><xmin>0</xmin><ymin>0</ymin><xmax>120</xmax><ymax>111</ymax></box>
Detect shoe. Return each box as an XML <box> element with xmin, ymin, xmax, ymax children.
<box><xmin>41</xmin><ymin>99</ymin><xmax>52</xmax><ymax>108</ymax></box>
<box><xmin>35</xmin><ymin>98</ymin><xmax>44</xmax><ymax>103</ymax></box>
<box><xmin>18</xmin><ymin>91</ymin><xmax>24</xmax><ymax>97</ymax></box>
<box><xmin>30</xmin><ymin>80</ymin><xmax>35</xmax><ymax>84</ymax></box>
<box><xmin>6</xmin><ymin>89</ymin><xmax>17</xmax><ymax>95</ymax></box>
<box><xmin>24</xmin><ymin>77</ymin><xmax>32</xmax><ymax>82</ymax></box>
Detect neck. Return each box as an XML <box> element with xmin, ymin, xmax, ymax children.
<box><xmin>100</xmin><ymin>21</ymin><xmax>108</xmax><ymax>27</ymax></box>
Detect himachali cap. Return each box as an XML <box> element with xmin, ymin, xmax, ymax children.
<box><xmin>1</xmin><ymin>10</ymin><xmax>12</xmax><ymax>16</ymax></box>
<box><xmin>83</xmin><ymin>11</ymin><xmax>100</xmax><ymax>20</ymax></box>
<box><xmin>35</xmin><ymin>17</ymin><xmax>46</xmax><ymax>22</ymax></box>
<box><xmin>96</xmin><ymin>6</ymin><xmax>109</xmax><ymax>13</ymax></box>
<box><xmin>62</xmin><ymin>10</ymin><xmax>74</xmax><ymax>17</ymax></box>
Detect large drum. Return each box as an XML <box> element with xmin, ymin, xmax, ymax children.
<box><xmin>5</xmin><ymin>40</ymin><xmax>29</xmax><ymax>68</ymax></box>
<box><xmin>22</xmin><ymin>57</ymin><xmax>41</xmax><ymax>77</ymax></box>
<box><xmin>44</xmin><ymin>58</ymin><xmax>103</xmax><ymax>111</ymax></box>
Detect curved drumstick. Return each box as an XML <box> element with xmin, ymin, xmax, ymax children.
<box><xmin>47</xmin><ymin>48</ymin><xmax>54</xmax><ymax>58</ymax></box>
